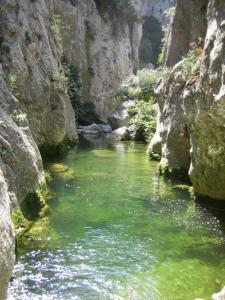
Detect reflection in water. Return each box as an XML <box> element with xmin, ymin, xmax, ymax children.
<box><xmin>8</xmin><ymin>137</ymin><xmax>225</xmax><ymax>300</ymax></box>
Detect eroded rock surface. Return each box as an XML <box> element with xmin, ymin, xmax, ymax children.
<box><xmin>0</xmin><ymin>0</ymin><xmax>78</xmax><ymax>295</ymax></box>
<box><xmin>53</xmin><ymin>0</ymin><xmax>174</xmax><ymax>120</ymax></box>
<box><xmin>151</xmin><ymin>0</ymin><xmax>225</xmax><ymax>199</ymax></box>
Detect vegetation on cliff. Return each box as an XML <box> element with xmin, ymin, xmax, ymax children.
<box><xmin>118</xmin><ymin>67</ymin><xmax>170</xmax><ymax>142</ymax></box>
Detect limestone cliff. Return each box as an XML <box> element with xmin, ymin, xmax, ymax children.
<box><xmin>0</xmin><ymin>0</ymin><xmax>78</xmax><ymax>296</ymax></box>
<box><xmin>53</xmin><ymin>0</ymin><xmax>174</xmax><ymax>121</ymax></box>
<box><xmin>151</xmin><ymin>0</ymin><xmax>225</xmax><ymax>200</ymax></box>
<box><xmin>0</xmin><ymin>0</ymin><xmax>173</xmax><ymax>296</ymax></box>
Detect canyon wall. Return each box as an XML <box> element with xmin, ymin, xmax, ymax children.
<box><xmin>151</xmin><ymin>0</ymin><xmax>225</xmax><ymax>200</ymax></box>
<box><xmin>0</xmin><ymin>0</ymin><xmax>78</xmax><ymax>296</ymax></box>
<box><xmin>0</xmin><ymin>0</ymin><xmax>173</xmax><ymax>296</ymax></box>
<box><xmin>53</xmin><ymin>0</ymin><xmax>174</xmax><ymax>121</ymax></box>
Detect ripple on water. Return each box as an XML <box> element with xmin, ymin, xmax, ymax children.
<box><xmin>7</xmin><ymin>139</ymin><xmax>225</xmax><ymax>300</ymax></box>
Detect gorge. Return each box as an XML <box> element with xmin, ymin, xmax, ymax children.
<box><xmin>0</xmin><ymin>0</ymin><xmax>224</xmax><ymax>299</ymax></box>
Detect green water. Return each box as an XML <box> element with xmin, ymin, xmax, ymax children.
<box><xmin>8</xmin><ymin>138</ymin><xmax>225</xmax><ymax>300</ymax></box>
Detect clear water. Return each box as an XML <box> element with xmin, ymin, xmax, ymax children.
<box><xmin>8</xmin><ymin>137</ymin><xmax>225</xmax><ymax>300</ymax></box>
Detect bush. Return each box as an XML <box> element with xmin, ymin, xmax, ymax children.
<box><xmin>119</xmin><ymin>67</ymin><xmax>170</xmax><ymax>102</ymax></box>
<box><xmin>128</xmin><ymin>99</ymin><xmax>157</xmax><ymax>142</ymax></box>
<box><xmin>61</xmin><ymin>58</ymin><xmax>98</xmax><ymax>124</ymax></box>
<box><xmin>181</xmin><ymin>50</ymin><xmax>201</xmax><ymax>81</ymax></box>
<box><xmin>118</xmin><ymin>67</ymin><xmax>170</xmax><ymax>142</ymax></box>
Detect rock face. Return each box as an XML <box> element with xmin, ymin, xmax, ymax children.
<box><xmin>0</xmin><ymin>0</ymin><xmax>78</xmax><ymax>145</ymax></box>
<box><xmin>0</xmin><ymin>0</ymin><xmax>78</xmax><ymax>296</ymax></box>
<box><xmin>165</xmin><ymin>0</ymin><xmax>208</xmax><ymax>66</ymax></box>
<box><xmin>151</xmin><ymin>0</ymin><xmax>225</xmax><ymax>200</ymax></box>
<box><xmin>53</xmin><ymin>0</ymin><xmax>174</xmax><ymax>121</ymax></box>
<box><xmin>0</xmin><ymin>166</ymin><xmax>15</xmax><ymax>300</ymax></box>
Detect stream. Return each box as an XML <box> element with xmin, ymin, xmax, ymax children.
<box><xmin>7</xmin><ymin>137</ymin><xmax>225</xmax><ymax>300</ymax></box>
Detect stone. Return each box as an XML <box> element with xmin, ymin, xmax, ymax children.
<box><xmin>78</xmin><ymin>123</ymin><xmax>103</xmax><ymax>136</ymax></box>
<box><xmin>53</xmin><ymin>0</ymin><xmax>174</xmax><ymax>121</ymax></box>
<box><xmin>212</xmin><ymin>287</ymin><xmax>225</xmax><ymax>300</ymax></box>
<box><xmin>0</xmin><ymin>165</ymin><xmax>15</xmax><ymax>300</ymax></box>
<box><xmin>150</xmin><ymin>0</ymin><xmax>225</xmax><ymax>200</ymax></box>
<box><xmin>106</xmin><ymin>126</ymin><xmax>130</xmax><ymax>141</ymax></box>
<box><xmin>97</xmin><ymin>124</ymin><xmax>112</xmax><ymax>134</ymax></box>
<box><xmin>108</xmin><ymin>100</ymin><xmax>136</xmax><ymax>129</ymax></box>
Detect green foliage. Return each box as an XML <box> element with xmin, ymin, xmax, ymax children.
<box><xmin>157</xmin><ymin>43</ymin><xmax>165</xmax><ymax>65</ymax></box>
<box><xmin>181</xmin><ymin>50</ymin><xmax>200</xmax><ymax>81</ymax></box>
<box><xmin>118</xmin><ymin>68</ymin><xmax>170</xmax><ymax>142</ymax></box>
<box><xmin>39</xmin><ymin>137</ymin><xmax>76</xmax><ymax>160</ymax></box>
<box><xmin>12</xmin><ymin>209</ymin><xmax>29</xmax><ymax>230</ymax></box>
<box><xmin>61</xmin><ymin>58</ymin><xmax>98</xmax><ymax>124</ymax></box>
<box><xmin>7</xmin><ymin>74</ymin><xmax>18</xmax><ymax>95</ymax></box>
<box><xmin>157</xmin><ymin>25</ymin><xmax>168</xmax><ymax>66</ymax></box>
<box><xmin>44</xmin><ymin>170</ymin><xmax>52</xmax><ymax>183</ymax></box>
<box><xmin>164</xmin><ymin>7</ymin><xmax>175</xmax><ymax>18</ymax></box>
<box><xmin>128</xmin><ymin>99</ymin><xmax>157</xmax><ymax>141</ymax></box>
<box><xmin>21</xmin><ymin>179</ymin><xmax>50</xmax><ymax>221</ymax></box>
<box><xmin>119</xmin><ymin>68</ymin><xmax>170</xmax><ymax>101</ymax></box>
<box><xmin>10</xmin><ymin>109</ymin><xmax>27</xmax><ymax>124</ymax></box>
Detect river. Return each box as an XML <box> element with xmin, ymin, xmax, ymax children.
<box><xmin>7</xmin><ymin>137</ymin><xmax>225</xmax><ymax>300</ymax></box>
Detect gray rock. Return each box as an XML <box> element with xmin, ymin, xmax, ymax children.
<box><xmin>212</xmin><ymin>287</ymin><xmax>225</xmax><ymax>300</ymax></box>
<box><xmin>108</xmin><ymin>100</ymin><xmax>136</xmax><ymax>129</ymax></box>
<box><xmin>151</xmin><ymin>0</ymin><xmax>225</xmax><ymax>200</ymax></box>
<box><xmin>0</xmin><ymin>165</ymin><xmax>15</xmax><ymax>300</ymax></box>
<box><xmin>106</xmin><ymin>126</ymin><xmax>130</xmax><ymax>141</ymax></box>
<box><xmin>78</xmin><ymin>123</ymin><xmax>103</xmax><ymax>135</ymax></box>
<box><xmin>53</xmin><ymin>0</ymin><xmax>174</xmax><ymax>121</ymax></box>
<box><xmin>97</xmin><ymin>124</ymin><xmax>112</xmax><ymax>134</ymax></box>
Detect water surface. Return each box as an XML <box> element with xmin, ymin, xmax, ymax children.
<box><xmin>8</xmin><ymin>138</ymin><xmax>225</xmax><ymax>300</ymax></box>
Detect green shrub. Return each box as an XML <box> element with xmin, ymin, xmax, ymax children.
<box><xmin>12</xmin><ymin>209</ymin><xmax>30</xmax><ymax>230</ymax></box>
<box><xmin>61</xmin><ymin>58</ymin><xmax>98</xmax><ymax>124</ymax></box>
<box><xmin>119</xmin><ymin>68</ymin><xmax>170</xmax><ymax>102</ymax></box>
<box><xmin>118</xmin><ymin>67</ymin><xmax>171</xmax><ymax>142</ymax></box>
<box><xmin>10</xmin><ymin>109</ymin><xmax>27</xmax><ymax>124</ymax></box>
<box><xmin>7</xmin><ymin>74</ymin><xmax>19</xmax><ymax>95</ymax></box>
<box><xmin>181</xmin><ymin>50</ymin><xmax>200</xmax><ymax>81</ymax></box>
<box><xmin>128</xmin><ymin>99</ymin><xmax>157</xmax><ymax>142</ymax></box>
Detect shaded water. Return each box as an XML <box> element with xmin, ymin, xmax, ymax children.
<box><xmin>8</xmin><ymin>138</ymin><xmax>225</xmax><ymax>300</ymax></box>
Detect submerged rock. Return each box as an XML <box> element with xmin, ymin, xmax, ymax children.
<box><xmin>78</xmin><ymin>123</ymin><xmax>103</xmax><ymax>136</ymax></box>
<box><xmin>97</xmin><ymin>124</ymin><xmax>112</xmax><ymax>134</ymax></box>
<box><xmin>78</xmin><ymin>123</ymin><xmax>112</xmax><ymax>136</ymax></box>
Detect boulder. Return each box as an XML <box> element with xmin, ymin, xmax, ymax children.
<box><xmin>212</xmin><ymin>287</ymin><xmax>225</xmax><ymax>300</ymax></box>
<box><xmin>78</xmin><ymin>123</ymin><xmax>103</xmax><ymax>136</ymax></box>
<box><xmin>108</xmin><ymin>100</ymin><xmax>136</xmax><ymax>129</ymax></box>
<box><xmin>97</xmin><ymin>124</ymin><xmax>112</xmax><ymax>133</ymax></box>
<box><xmin>78</xmin><ymin>123</ymin><xmax>112</xmax><ymax>135</ymax></box>
<box><xmin>106</xmin><ymin>126</ymin><xmax>130</xmax><ymax>141</ymax></box>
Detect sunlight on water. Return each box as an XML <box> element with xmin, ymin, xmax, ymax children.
<box><xmin>8</xmin><ymin>137</ymin><xmax>225</xmax><ymax>300</ymax></box>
